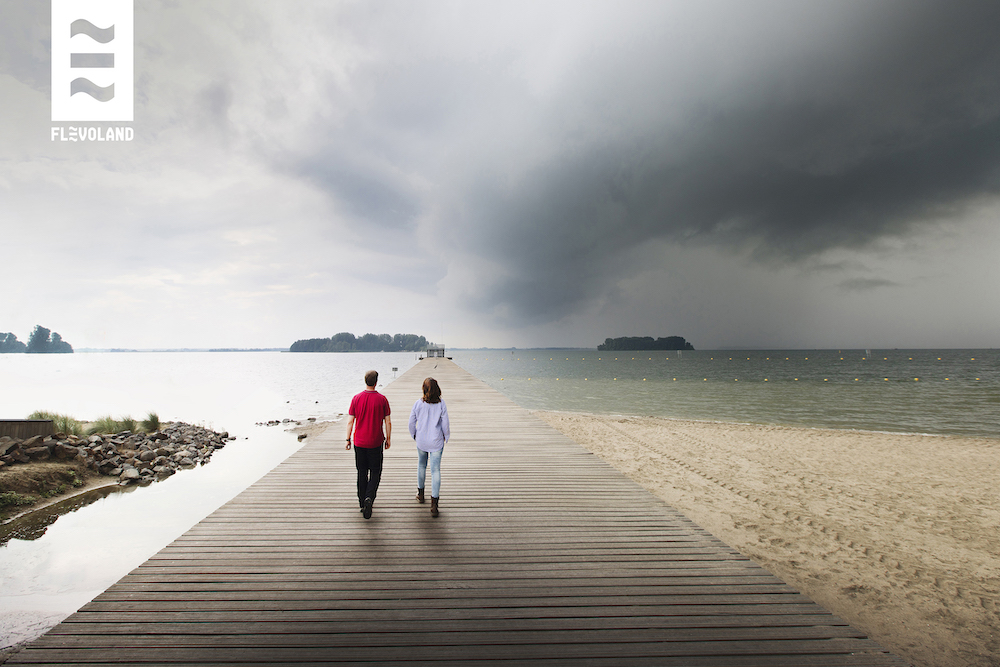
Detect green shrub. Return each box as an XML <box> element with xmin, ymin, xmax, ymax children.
<box><xmin>27</xmin><ymin>410</ymin><xmax>83</xmax><ymax>436</ymax></box>
<box><xmin>0</xmin><ymin>492</ymin><xmax>35</xmax><ymax>508</ymax></box>
<box><xmin>140</xmin><ymin>412</ymin><xmax>161</xmax><ymax>433</ymax></box>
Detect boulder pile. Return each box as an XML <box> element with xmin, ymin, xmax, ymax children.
<box><xmin>0</xmin><ymin>423</ymin><xmax>236</xmax><ymax>486</ymax></box>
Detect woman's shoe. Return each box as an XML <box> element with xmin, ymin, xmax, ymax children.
<box><xmin>416</xmin><ymin>488</ymin><xmax>425</xmax><ymax>503</ymax></box>
<box><xmin>430</xmin><ymin>497</ymin><xmax>439</xmax><ymax>517</ymax></box>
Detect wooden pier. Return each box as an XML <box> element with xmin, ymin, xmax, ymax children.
<box><xmin>8</xmin><ymin>358</ymin><xmax>908</xmax><ymax>666</ymax></box>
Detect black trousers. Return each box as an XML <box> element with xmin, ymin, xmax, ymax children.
<box><xmin>354</xmin><ymin>445</ymin><xmax>384</xmax><ymax>506</ymax></box>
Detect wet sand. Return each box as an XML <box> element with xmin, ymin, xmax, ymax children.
<box><xmin>534</xmin><ymin>410</ymin><xmax>1000</xmax><ymax>667</ymax></box>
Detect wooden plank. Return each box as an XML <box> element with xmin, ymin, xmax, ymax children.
<box><xmin>6</xmin><ymin>358</ymin><xmax>909</xmax><ymax>666</ymax></box>
<box><xmin>0</xmin><ymin>419</ymin><xmax>54</xmax><ymax>439</ymax></box>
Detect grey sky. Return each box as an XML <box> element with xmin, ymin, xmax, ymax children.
<box><xmin>2</xmin><ymin>0</ymin><xmax>999</xmax><ymax>349</ymax></box>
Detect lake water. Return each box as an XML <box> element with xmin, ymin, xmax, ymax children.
<box><xmin>0</xmin><ymin>351</ymin><xmax>421</xmax><ymax>650</ymax></box>
<box><xmin>450</xmin><ymin>348</ymin><xmax>1000</xmax><ymax>438</ymax></box>
<box><xmin>1</xmin><ymin>348</ymin><xmax>997</xmax><ymax>650</ymax></box>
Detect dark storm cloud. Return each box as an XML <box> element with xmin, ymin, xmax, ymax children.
<box><xmin>429</xmin><ymin>1</ymin><xmax>1000</xmax><ymax>324</ymax></box>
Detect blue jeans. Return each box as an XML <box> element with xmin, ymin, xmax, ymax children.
<box><xmin>417</xmin><ymin>449</ymin><xmax>442</xmax><ymax>498</ymax></box>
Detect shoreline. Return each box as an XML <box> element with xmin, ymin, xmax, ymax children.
<box><xmin>534</xmin><ymin>409</ymin><xmax>1000</xmax><ymax>667</ymax></box>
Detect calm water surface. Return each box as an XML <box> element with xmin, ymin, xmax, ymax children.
<box><xmin>451</xmin><ymin>348</ymin><xmax>1000</xmax><ymax>438</ymax></box>
<box><xmin>0</xmin><ymin>351</ymin><xmax>420</xmax><ymax>649</ymax></box>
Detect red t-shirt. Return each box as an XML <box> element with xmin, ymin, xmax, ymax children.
<box><xmin>349</xmin><ymin>389</ymin><xmax>390</xmax><ymax>448</ymax></box>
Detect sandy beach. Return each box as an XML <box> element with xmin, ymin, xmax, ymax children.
<box><xmin>534</xmin><ymin>410</ymin><xmax>1000</xmax><ymax>667</ymax></box>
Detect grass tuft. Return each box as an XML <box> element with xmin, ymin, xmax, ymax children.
<box><xmin>86</xmin><ymin>416</ymin><xmax>120</xmax><ymax>436</ymax></box>
<box><xmin>118</xmin><ymin>416</ymin><xmax>137</xmax><ymax>433</ymax></box>
<box><xmin>27</xmin><ymin>410</ymin><xmax>83</xmax><ymax>436</ymax></box>
<box><xmin>140</xmin><ymin>412</ymin><xmax>161</xmax><ymax>433</ymax></box>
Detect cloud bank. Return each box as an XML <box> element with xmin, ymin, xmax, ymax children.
<box><xmin>2</xmin><ymin>0</ymin><xmax>999</xmax><ymax>348</ymax></box>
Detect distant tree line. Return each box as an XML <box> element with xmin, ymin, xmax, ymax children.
<box><xmin>598</xmin><ymin>336</ymin><xmax>694</xmax><ymax>351</ymax></box>
<box><xmin>290</xmin><ymin>332</ymin><xmax>430</xmax><ymax>353</ymax></box>
<box><xmin>0</xmin><ymin>325</ymin><xmax>74</xmax><ymax>353</ymax></box>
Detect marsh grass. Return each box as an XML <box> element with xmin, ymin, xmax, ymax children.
<box><xmin>27</xmin><ymin>410</ymin><xmax>83</xmax><ymax>436</ymax></box>
<box><xmin>28</xmin><ymin>410</ymin><xmax>164</xmax><ymax>436</ymax></box>
<box><xmin>85</xmin><ymin>413</ymin><xmax>162</xmax><ymax>435</ymax></box>
<box><xmin>140</xmin><ymin>412</ymin><xmax>160</xmax><ymax>433</ymax></box>
<box><xmin>87</xmin><ymin>416</ymin><xmax>121</xmax><ymax>436</ymax></box>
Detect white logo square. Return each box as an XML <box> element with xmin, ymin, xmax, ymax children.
<box><xmin>51</xmin><ymin>0</ymin><xmax>134</xmax><ymax>122</ymax></box>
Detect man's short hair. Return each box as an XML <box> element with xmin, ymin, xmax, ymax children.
<box><xmin>364</xmin><ymin>370</ymin><xmax>378</xmax><ymax>387</ymax></box>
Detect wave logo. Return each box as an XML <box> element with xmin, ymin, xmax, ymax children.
<box><xmin>51</xmin><ymin>0</ymin><xmax>133</xmax><ymax>121</ymax></box>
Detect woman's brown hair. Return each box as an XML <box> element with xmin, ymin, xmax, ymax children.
<box><xmin>422</xmin><ymin>377</ymin><xmax>442</xmax><ymax>404</ymax></box>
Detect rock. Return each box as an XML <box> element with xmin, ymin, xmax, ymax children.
<box><xmin>88</xmin><ymin>434</ymin><xmax>103</xmax><ymax>444</ymax></box>
<box><xmin>138</xmin><ymin>450</ymin><xmax>157</xmax><ymax>462</ymax></box>
<box><xmin>11</xmin><ymin>451</ymin><xmax>30</xmax><ymax>464</ymax></box>
<box><xmin>297</xmin><ymin>433</ymin><xmax>307</xmax><ymax>441</ymax></box>
<box><xmin>53</xmin><ymin>443</ymin><xmax>81</xmax><ymax>460</ymax></box>
<box><xmin>22</xmin><ymin>435</ymin><xmax>45</xmax><ymax>448</ymax></box>
<box><xmin>0</xmin><ymin>440</ymin><xmax>19</xmax><ymax>457</ymax></box>
<box><xmin>178</xmin><ymin>457</ymin><xmax>195</xmax><ymax>469</ymax></box>
<box><xmin>155</xmin><ymin>447</ymin><xmax>171</xmax><ymax>457</ymax></box>
<box><xmin>25</xmin><ymin>446</ymin><xmax>51</xmax><ymax>461</ymax></box>
<box><xmin>120</xmin><ymin>468</ymin><xmax>140</xmax><ymax>482</ymax></box>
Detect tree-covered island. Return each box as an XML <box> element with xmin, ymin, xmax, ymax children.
<box><xmin>0</xmin><ymin>325</ymin><xmax>74</xmax><ymax>353</ymax></box>
<box><xmin>290</xmin><ymin>332</ymin><xmax>431</xmax><ymax>353</ymax></box>
<box><xmin>598</xmin><ymin>336</ymin><xmax>694</xmax><ymax>351</ymax></box>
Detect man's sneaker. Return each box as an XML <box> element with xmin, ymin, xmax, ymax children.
<box><xmin>363</xmin><ymin>497</ymin><xmax>373</xmax><ymax>519</ymax></box>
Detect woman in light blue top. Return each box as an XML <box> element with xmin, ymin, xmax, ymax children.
<box><xmin>408</xmin><ymin>377</ymin><xmax>450</xmax><ymax>517</ymax></box>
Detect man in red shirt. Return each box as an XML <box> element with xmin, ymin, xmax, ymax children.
<box><xmin>345</xmin><ymin>370</ymin><xmax>391</xmax><ymax>519</ymax></box>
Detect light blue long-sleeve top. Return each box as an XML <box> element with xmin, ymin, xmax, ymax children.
<box><xmin>408</xmin><ymin>399</ymin><xmax>450</xmax><ymax>452</ymax></box>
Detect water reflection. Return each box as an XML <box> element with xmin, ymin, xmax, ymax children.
<box><xmin>0</xmin><ymin>485</ymin><xmax>126</xmax><ymax>545</ymax></box>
